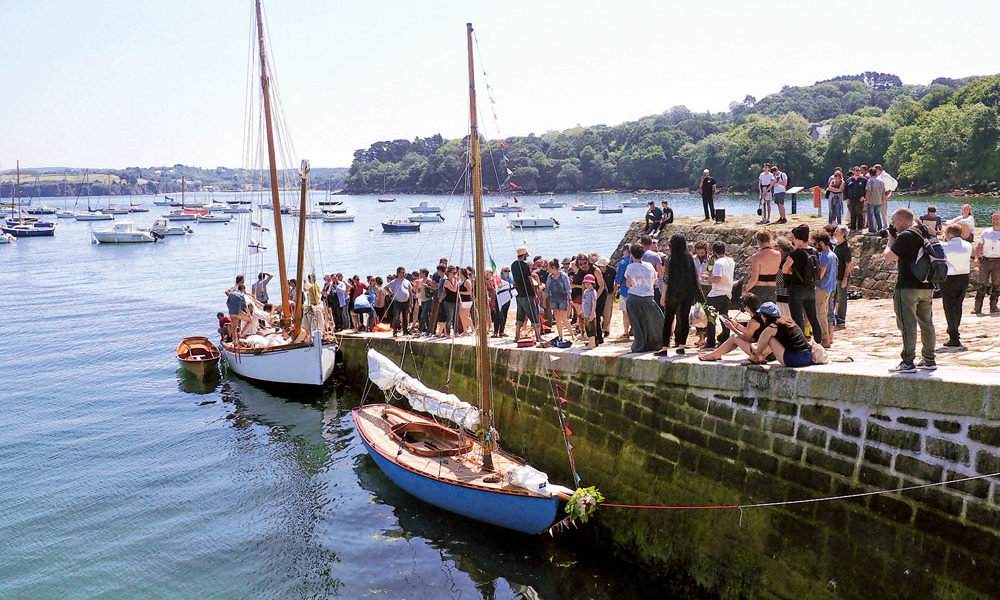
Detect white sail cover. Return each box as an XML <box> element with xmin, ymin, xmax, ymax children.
<box><xmin>367</xmin><ymin>349</ymin><xmax>481</xmax><ymax>431</ymax></box>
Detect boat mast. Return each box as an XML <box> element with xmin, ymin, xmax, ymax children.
<box><xmin>290</xmin><ymin>160</ymin><xmax>308</xmax><ymax>338</ymax></box>
<box><xmin>467</xmin><ymin>23</ymin><xmax>494</xmax><ymax>471</ymax></box>
<box><xmin>15</xmin><ymin>161</ymin><xmax>20</xmax><ymax>220</ymax></box>
<box><xmin>255</xmin><ymin>0</ymin><xmax>292</xmax><ymax>325</ymax></box>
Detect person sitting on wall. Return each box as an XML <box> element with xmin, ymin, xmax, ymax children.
<box><xmin>699</xmin><ymin>302</ymin><xmax>813</xmax><ymax>367</ymax></box>
<box><xmin>644</xmin><ymin>201</ymin><xmax>662</xmax><ymax>234</ymax></box>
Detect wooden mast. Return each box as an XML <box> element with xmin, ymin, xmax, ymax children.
<box><xmin>255</xmin><ymin>0</ymin><xmax>292</xmax><ymax>325</ymax></box>
<box><xmin>291</xmin><ymin>160</ymin><xmax>309</xmax><ymax>337</ymax></box>
<box><xmin>467</xmin><ymin>23</ymin><xmax>494</xmax><ymax>471</ymax></box>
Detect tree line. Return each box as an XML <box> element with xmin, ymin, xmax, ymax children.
<box><xmin>345</xmin><ymin>72</ymin><xmax>1000</xmax><ymax>194</ymax></box>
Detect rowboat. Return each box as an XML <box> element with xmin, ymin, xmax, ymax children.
<box><xmin>176</xmin><ymin>336</ymin><xmax>221</xmax><ymax>378</ymax></box>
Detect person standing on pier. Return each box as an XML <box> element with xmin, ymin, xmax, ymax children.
<box><xmin>883</xmin><ymin>208</ymin><xmax>936</xmax><ymax>372</ymax></box>
<box><xmin>783</xmin><ymin>225</ymin><xmax>823</xmax><ymax>343</ymax></box>
<box><xmin>844</xmin><ymin>167</ymin><xmax>867</xmax><ymax>232</ymax></box>
<box><xmin>698</xmin><ymin>169</ymin><xmax>717</xmax><ymax>221</ymax></box>
<box><xmin>385</xmin><ymin>266</ymin><xmax>412</xmax><ymax>337</ymax></box>
<box><xmin>757</xmin><ymin>162</ymin><xmax>773</xmax><ymax>224</ymax></box>
<box><xmin>947</xmin><ymin>204</ymin><xmax>976</xmax><ymax>243</ymax></box>
<box><xmin>770</xmin><ymin>165</ymin><xmax>788</xmax><ymax>224</ymax></box>
<box><xmin>511</xmin><ymin>246</ymin><xmax>543</xmax><ymax>345</ymax></box>
<box><xmin>745</xmin><ymin>228</ymin><xmax>781</xmax><ymax>304</ymax></box>
<box><xmin>941</xmin><ymin>224</ymin><xmax>972</xmax><ymax>348</ymax></box>
<box><xmin>624</xmin><ymin>244</ymin><xmax>663</xmax><ymax>353</ymax></box>
<box><xmin>973</xmin><ymin>211</ymin><xmax>1000</xmax><ymax>314</ymax></box>
<box><xmin>832</xmin><ymin>226</ymin><xmax>852</xmax><ymax>328</ymax></box>
<box><xmin>700</xmin><ymin>241</ymin><xmax>735</xmax><ymax>350</ymax></box>
<box><xmin>864</xmin><ymin>167</ymin><xmax>886</xmax><ymax>234</ymax></box>
<box><xmin>657</xmin><ymin>233</ymin><xmax>700</xmax><ymax>356</ymax></box>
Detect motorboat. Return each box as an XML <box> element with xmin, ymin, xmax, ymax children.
<box><xmin>147</xmin><ymin>218</ymin><xmax>193</xmax><ymax>236</ymax></box>
<box><xmin>571</xmin><ymin>203</ymin><xmax>597</xmax><ymax>211</ymax></box>
<box><xmin>176</xmin><ymin>336</ymin><xmax>221</xmax><ymax>378</ymax></box>
<box><xmin>128</xmin><ymin>205</ymin><xmax>150</xmax><ymax>213</ymax></box>
<box><xmin>538</xmin><ymin>198</ymin><xmax>564</xmax><ymax>208</ymax></box>
<box><xmin>377</xmin><ymin>197</ymin><xmax>396</xmax><ymax>203</ymax></box>
<box><xmin>410</xmin><ymin>201</ymin><xmax>442</xmax><ymax>213</ymax></box>
<box><xmin>621</xmin><ymin>196</ymin><xmax>647</xmax><ymax>207</ymax></box>
<box><xmin>468</xmin><ymin>209</ymin><xmax>495</xmax><ymax>217</ymax></box>
<box><xmin>196</xmin><ymin>213</ymin><xmax>232</xmax><ymax>223</ymax></box>
<box><xmin>322</xmin><ymin>208</ymin><xmax>347</xmax><ymax>214</ymax></box>
<box><xmin>161</xmin><ymin>210</ymin><xmax>200</xmax><ymax>221</ymax></box>
<box><xmin>92</xmin><ymin>221</ymin><xmax>158</xmax><ymax>243</ymax></box>
<box><xmin>56</xmin><ymin>210</ymin><xmax>76</xmax><ymax>219</ymax></box>
<box><xmin>381</xmin><ymin>219</ymin><xmax>420</xmax><ymax>232</ymax></box>
<box><xmin>322</xmin><ymin>213</ymin><xmax>355</xmax><ymax>223</ymax></box>
<box><xmin>75</xmin><ymin>211</ymin><xmax>114</xmax><ymax>221</ymax></box>
<box><xmin>599</xmin><ymin>207</ymin><xmax>623</xmax><ymax>214</ymax></box>
<box><xmin>408</xmin><ymin>214</ymin><xmax>444</xmax><ymax>223</ymax></box>
<box><xmin>489</xmin><ymin>201</ymin><xmax>523</xmax><ymax>213</ymax></box>
<box><xmin>509</xmin><ymin>216</ymin><xmax>558</xmax><ymax>228</ymax></box>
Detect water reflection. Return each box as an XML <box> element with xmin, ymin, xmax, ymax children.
<box><xmin>175</xmin><ymin>366</ymin><xmax>221</xmax><ymax>395</ymax></box>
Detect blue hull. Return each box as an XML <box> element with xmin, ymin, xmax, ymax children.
<box><xmin>357</xmin><ymin>424</ymin><xmax>560</xmax><ymax>534</ymax></box>
<box><xmin>381</xmin><ymin>223</ymin><xmax>420</xmax><ymax>232</ymax></box>
<box><xmin>3</xmin><ymin>226</ymin><xmax>55</xmax><ymax>237</ymax></box>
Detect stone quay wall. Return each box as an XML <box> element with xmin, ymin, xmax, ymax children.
<box><xmin>610</xmin><ymin>219</ymin><xmax>951</xmax><ymax>299</ymax></box>
<box><xmin>340</xmin><ymin>335</ymin><xmax>1000</xmax><ymax>599</ymax></box>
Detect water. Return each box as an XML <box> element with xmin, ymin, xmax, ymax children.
<box><xmin>2</xmin><ymin>191</ymin><xmax>997</xmax><ymax>599</ymax></box>
<box><xmin>1</xmin><ymin>192</ymin><xmax>714</xmax><ymax>599</ymax></box>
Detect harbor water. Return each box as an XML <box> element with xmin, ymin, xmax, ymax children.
<box><xmin>2</xmin><ymin>191</ymin><xmax>999</xmax><ymax>599</ymax></box>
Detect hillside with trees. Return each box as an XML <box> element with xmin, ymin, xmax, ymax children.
<box><xmin>345</xmin><ymin>72</ymin><xmax>1000</xmax><ymax>194</ymax></box>
<box><xmin>0</xmin><ymin>165</ymin><xmax>349</xmax><ymax>198</ymax></box>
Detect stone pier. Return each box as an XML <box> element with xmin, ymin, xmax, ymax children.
<box><xmin>339</xmin><ymin>334</ymin><xmax>1000</xmax><ymax>599</ymax></box>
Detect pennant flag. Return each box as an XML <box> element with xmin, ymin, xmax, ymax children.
<box><xmin>489</xmin><ymin>255</ymin><xmax>497</xmax><ymax>272</ymax></box>
<box><xmin>559</xmin><ymin>397</ymin><xmax>568</xmax><ymax>404</ymax></box>
<box><xmin>574</xmin><ymin>473</ymin><xmax>582</xmax><ymax>483</ymax></box>
<box><xmin>554</xmin><ymin>384</ymin><xmax>565</xmax><ymax>394</ymax></box>
<box><xmin>499</xmin><ymin>141</ymin><xmax>506</xmax><ymax>148</ymax></box>
<box><xmin>502</xmin><ymin>154</ymin><xmax>509</xmax><ymax>161</ymax></box>
<box><xmin>551</xmin><ymin>371</ymin><xmax>561</xmax><ymax>379</ymax></box>
<box><xmin>510</xmin><ymin>182</ymin><xmax>519</xmax><ymax>189</ymax></box>
<box><xmin>251</xmin><ymin>220</ymin><xmax>270</xmax><ymax>232</ymax></box>
<box><xmin>565</xmin><ymin>425</ymin><xmax>572</xmax><ymax>436</ymax></box>
<box><xmin>506</xmin><ymin>168</ymin><xmax>513</xmax><ymax>176</ymax></box>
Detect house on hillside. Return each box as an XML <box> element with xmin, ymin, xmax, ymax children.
<box><xmin>809</xmin><ymin>125</ymin><xmax>831</xmax><ymax>141</ymax></box>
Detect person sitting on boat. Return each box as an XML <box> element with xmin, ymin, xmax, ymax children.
<box><xmin>225</xmin><ymin>284</ymin><xmax>251</xmax><ymax>344</ymax></box>
<box><xmin>216</xmin><ymin>312</ymin><xmax>232</xmax><ymax>343</ymax></box>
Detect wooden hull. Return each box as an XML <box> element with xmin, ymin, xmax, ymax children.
<box><xmin>221</xmin><ymin>331</ymin><xmax>337</xmax><ymax>386</ymax></box>
<box><xmin>176</xmin><ymin>336</ymin><xmax>221</xmax><ymax>378</ymax></box>
<box><xmin>353</xmin><ymin>404</ymin><xmax>561</xmax><ymax>534</ymax></box>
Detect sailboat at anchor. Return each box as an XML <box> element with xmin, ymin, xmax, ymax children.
<box><xmin>353</xmin><ymin>24</ymin><xmax>598</xmax><ymax>534</ymax></box>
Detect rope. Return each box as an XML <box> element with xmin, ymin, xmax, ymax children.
<box><xmin>601</xmin><ymin>471</ymin><xmax>1000</xmax><ymax>513</ymax></box>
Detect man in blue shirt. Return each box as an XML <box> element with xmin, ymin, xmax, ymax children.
<box><xmin>813</xmin><ymin>232</ymin><xmax>838</xmax><ymax>348</ymax></box>
<box><xmin>615</xmin><ymin>243</ymin><xmax>633</xmax><ymax>338</ymax></box>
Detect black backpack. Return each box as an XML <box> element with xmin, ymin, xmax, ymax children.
<box><xmin>795</xmin><ymin>248</ymin><xmax>821</xmax><ymax>287</ymax></box>
<box><xmin>909</xmin><ymin>224</ymin><xmax>948</xmax><ymax>285</ymax></box>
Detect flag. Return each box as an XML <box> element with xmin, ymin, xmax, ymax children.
<box><xmin>506</xmin><ymin>168</ymin><xmax>513</xmax><ymax>176</ymax></box>
<box><xmin>559</xmin><ymin>397</ymin><xmax>568</xmax><ymax>404</ymax></box>
<box><xmin>499</xmin><ymin>141</ymin><xmax>506</xmax><ymax>148</ymax></box>
<box><xmin>565</xmin><ymin>425</ymin><xmax>572</xmax><ymax>436</ymax></box>
<box><xmin>489</xmin><ymin>255</ymin><xmax>497</xmax><ymax>272</ymax></box>
<box><xmin>248</xmin><ymin>240</ymin><xmax>266</xmax><ymax>254</ymax></box>
<box><xmin>510</xmin><ymin>182</ymin><xmax>519</xmax><ymax>189</ymax></box>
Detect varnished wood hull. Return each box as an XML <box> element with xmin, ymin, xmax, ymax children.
<box><xmin>176</xmin><ymin>336</ymin><xmax>221</xmax><ymax>378</ymax></box>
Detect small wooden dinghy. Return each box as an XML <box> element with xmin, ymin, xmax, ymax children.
<box><xmin>176</xmin><ymin>336</ymin><xmax>221</xmax><ymax>378</ymax></box>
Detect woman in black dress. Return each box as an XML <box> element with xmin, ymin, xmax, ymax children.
<box><xmin>657</xmin><ymin>233</ymin><xmax>700</xmax><ymax>355</ymax></box>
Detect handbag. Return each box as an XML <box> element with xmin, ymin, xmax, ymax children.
<box><xmin>689</xmin><ymin>303</ymin><xmax>708</xmax><ymax>329</ymax></box>
<box><xmin>810</xmin><ymin>341</ymin><xmax>830</xmax><ymax>365</ymax></box>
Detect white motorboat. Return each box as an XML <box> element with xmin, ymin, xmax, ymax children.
<box><xmin>128</xmin><ymin>205</ymin><xmax>150</xmax><ymax>213</ymax></box>
<box><xmin>56</xmin><ymin>210</ymin><xmax>76</xmax><ymax>219</ymax></box>
<box><xmin>621</xmin><ymin>196</ymin><xmax>647</xmax><ymax>207</ymax></box>
<box><xmin>161</xmin><ymin>210</ymin><xmax>199</xmax><ymax>221</ymax></box>
<box><xmin>468</xmin><ymin>209</ymin><xmax>495</xmax><ymax>217</ymax></box>
<box><xmin>538</xmin><ymin>198</ymin><xmax>564</xmax><ymax>208</ymax></box>
<box><xmin>322</xmin><ymin>213</ymin><xmax>355</xmax><ymax>223</ymax></box>
<box><xmin>490</xmin><ymin>201</ymin><xmax>523</xmax><ymax>213</ymax></box>
<box><xmin>509</xmin><ymin>216</ymin><xmax>559</xmax><ymax>228</ymax></box>
<box><xmin>75</xmin><ymin>211</ymin><xmax>114</xmax><ymax>221</ymax></box>
<box><xmin>146</xmin><ymin>218</ymin><xmax>193</xmax><ymax>236</ymax></box>
<box><xmin>221</xmin><ymin>205</ymin><xmax>251</xmax><ymax>213</ymax></box>
<box><xmin>410</xmin><ymin>201</ymin><xmax>442</xmax><ymax>213</ymax></box>
<box><xmin>196</xmin><ymin>213</ymin><xmax>232</xmax><ymax>223</ymax></box>
<box><xmin>92</xmin><ymin>221</ymin><xmax>157</xmax><ymax>243</ymax></box>
<box><xmin>571</xmin><ymin>203</ymin><xmax>597</xmax><ymax>211</ymax></box>
<box><xmin>408</xmin><ymin>213</ymin><xmax>444</xmax><ymax>223</ymax></box>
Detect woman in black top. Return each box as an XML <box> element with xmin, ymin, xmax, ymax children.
<box><xmin>570</xmin><ymin>253</ymin><xmax>605</xmax><ymax>344</ymax></box>
<box><xmin>656</xmin><ymin>233</ymin><xmax>700</xmax><ymax>355</ymax></box>
<box><xmin>458</xmin><ymin>267</ymin><xmax>475</xmax><ymax>336</ymax></box>
<box><xmin>700</xmin><ymin>301</ymin><xmax>811</xmax><ymax>367</ymax></box>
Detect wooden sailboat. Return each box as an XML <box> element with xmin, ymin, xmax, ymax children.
<box><xmin>218</xmin><ymin>0</ymin><xmax>338</xmax><ymax>387</ymax></box>
<box><xmin>353</xmin><ymin>24</ymin><xmax>577</xmax><ymax>534</ymax></box>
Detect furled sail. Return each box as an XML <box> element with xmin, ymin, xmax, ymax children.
<box><xmin>367</xmin><ymin>349</ymin><xmax>481</xmax><ymax>431</ymax></box>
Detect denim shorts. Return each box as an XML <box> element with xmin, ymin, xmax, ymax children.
<box><xmin>784</xmin><ymin>349</ymin><xmax>812</xmax><ymax>367</ymax></box>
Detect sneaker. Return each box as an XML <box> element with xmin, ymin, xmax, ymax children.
<box><xmin>775</xmin><ymin>218</ymin><xmax>787</xmax><ymax>224</ymax></box>
<box><xmin>889</xmin><ymin>361</ymin><xmax>917</xmax><ymax>373</ymax></box>
<box><xmin>917</xmin><ymin>359</ymin><xmax>937</xmax><ymax>371</ymax></box>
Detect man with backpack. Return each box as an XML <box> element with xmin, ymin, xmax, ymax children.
<box><xmin>782</xmin><ymin>224</ymin><xmax>823</xmax><ymax>343</ymax></box>
<box><xmin>883</xmin><ymin>207</ymin><xmax>937</xmax><ymax>373</ymax></box>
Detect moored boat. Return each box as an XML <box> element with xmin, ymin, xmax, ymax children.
<box><xmin>176</xmin><ymin>336</ymin><xmax>221</xmax><ymax>378</ymax></box>
<box><xmin>468</xmin><ymin>209</ymin><xmax>495</xmax><ymax>217</ymax></box>
<box><xmin>377</xmin><ymin>197</ymin><xmax>396</xmax><ymax>203</ymax></box>
<box><xmin>322</xmin><ymin>213</ymin><xmax>355</xmax><ymax>223</ymax></box>
<box><xmin>509</xmin><ymin>215</ymin><xmax>558</xmax><ymax>228</ymax></box>
<box><xmin>0</xmin><ymin>232</ymin><xmax>14</xmax><ymax>244</ymax></box>
<box><xmin>75</xmin><ymin>211</ymin><xmax>114</xmax><ymax>221</ymax></box>
<box><xmin>196</xmin><ymin>213</ymin><xmax>232</xmax><ymax>223</ymax></box>
<box><xmin>571</xmin><ymin>202</ymin><xmax>596</xmax><ymax>211</ymax></box>
<box><xmin>147</xmin><ymin>218</ymin><xmax>193</xmax><ymax>236</ymax></box>
<box><xmin>538</xmin><ymin>198</ymin><xmax>563</xmax><ymax>208</ymax></box>
<box><xmin>92</xmin><ymin>221</ymin><xmax>157</xmax><ymax>243</ymax></box>
<box><xmin>598</xmin><ymin>207</ymin><xmax>623</xmax><ymax>214</ymax></box>
<box><xmin>408</xmin><ymin>213</ymin><xmax>444</xmax><ymax>223</ymax></box>
<box><xmin>410</xmin><ymin>201</ymin><xmax>442</xmax><ymax>213</ymax></box>
<box><xmin>489</xmin><ymin>201</ymin><xmax>522</xmax><ymax>213</ymax></box>
<box><xmin>382</xmin><ymin>219</ymin><xmax>420</xmax><ymax>232</ymax></box>
<box><xmin>621</xmin><ymin>196</ymin><xmax>646</xmax><ymax>207</ymax></box>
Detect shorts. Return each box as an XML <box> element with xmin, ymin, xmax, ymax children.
<box><xmin>461</xmin><ymin>300</ymin><xmax>473</xmax><ymax>309</ymax></box>
<box><xmin>550</xmin><ymin>297</ymin><xmax>569</xmax><ymax>311</ymax></box>
<box><xmin>748</xmin><ymin>285</ymin><xmax>776</xmax><ymax>304</ymax></box>
<box><xmin>584</xmin><ymin>319</ymin><xmax>597</xmax><ymax>337</ymax></box>
<box><xmin>773</xmin><ymin>192</ymin><xmax>786</xmax><ymax>205</ymax></box>
<box><xmin>515</xmin><ymin>296</ymin><xmax>539</xmax><ymax>324</ymax></box>
<box><xmin>783</xmin><ymin>349</ymin><xmax>812</xmax><ymax>367</ymax></box>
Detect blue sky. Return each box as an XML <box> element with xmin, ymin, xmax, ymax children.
<box><xmin>3</xmin><ymin>0</ymin><xmax>1000</xmax><ymax>170</ymax></box>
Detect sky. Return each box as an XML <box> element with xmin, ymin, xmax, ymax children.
<box><xmin>3</xmin><ymin>0</ymin><xmax>1000</xmax><ymax>171</ymax></box>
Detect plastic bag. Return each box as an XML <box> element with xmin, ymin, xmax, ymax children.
<box><xmin>810</xmin><ymin>341</ymin><xmax>830</xmax><ymax>365</ymax></box>
<box><xmin>689</xmin><ymin>303</ymin><xmax>708</xmax><ymax>329</ymax></box>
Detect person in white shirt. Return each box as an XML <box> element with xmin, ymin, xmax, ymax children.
<box><xmin>700</xmin><ymin>241</ymin><xmax>735</xmax><ymax>349</ymax></box>
<box><xmin>770</xmin><ymin>165</ymin><xmax>789</xmax><ymax>224</ymax></box>
<box><xmin>974</xmin><ymin>211</ymin><xmax>1000</xmax><ymax>314</ymax></box>
<box><xmin>624</xmin><ymin>244</ymin><xmax>664</xmax><ymax>353</ymax></box>
<box><xmin>385</xmin><ymin>266</ymin><xmax>413</xmax><ymax>336</ymax></box>
<box><xmin>947</xmin><ymin>204</ymin><xmax>976</xmax><ymax>243</ymax></box>
<box><xmin>941</xmin><ymin>224</ymin><xmax>972</xmax><ymax>348</ymax></box>
<box><xmin>758</xmin><ymin>162</ymin><xmax>774</xmax><ymax>224</ymax></box>
<box><xmin>873</xmin><ymin>164</ymin><xmax>897</xmax><ymax>230</ymax></box>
